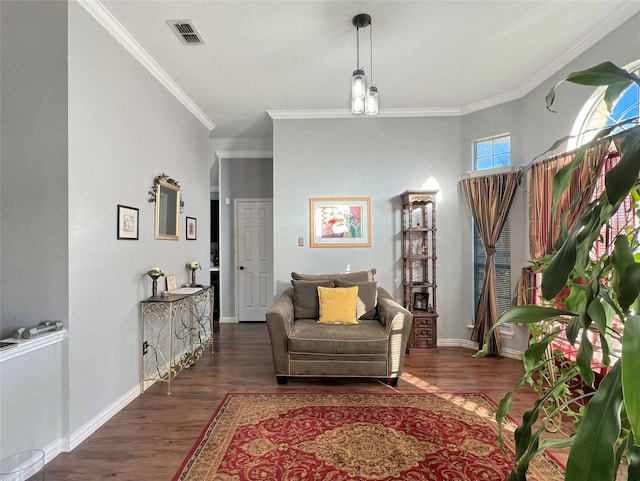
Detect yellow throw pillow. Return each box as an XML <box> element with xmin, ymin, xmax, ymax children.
<box><xmin>317</xmin><ymin>286</ymin><xmax>359</xmax><ymax>324</ymax></box>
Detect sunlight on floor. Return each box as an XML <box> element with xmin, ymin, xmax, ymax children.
<box><xmin>399</xmin><ymin>372</ymin><xmax>438</xmax><ymax>392</ymax></box>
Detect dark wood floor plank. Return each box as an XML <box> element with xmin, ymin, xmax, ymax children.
<box><xmin>44</xmin><ymin>322</ymin><xmax>562</xmax><ymax>480</ymax></box>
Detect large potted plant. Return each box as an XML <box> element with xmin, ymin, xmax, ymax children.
<box><xmin>477</xmin><ymin>61</ymin><xmax>640</xmax><ymax>481</ymax></box>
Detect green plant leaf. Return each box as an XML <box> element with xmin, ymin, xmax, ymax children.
<box><xmin>539</xmin><ymin>437</ymin><xmax>574</xmax><ymax>450</ymax></box>
<box><xmin>618</xmin><ymin>263</ymin><xmax>640</xmax><ymax>312</ymax></box>
<box><xmin>576</xmin><ymin>330</ymin><xmax>595</xmax><ymax>387</ymax></box>
<box><xmin>475</xmin><ymin>306</ymin><xmax>573</xmax><ymax>358</ymax></box>
<box><xmin>628</xmin><ymin>441</ymin><xmax>640</xmax><ymax>480</ymax></box>
<box><xmin>587</xmin><ymin>296</ymin><xmax>607</xmax><ymax>335</ymax></box>
<box><xmin>499</xmin><ymin>305</ymin><xmax>573</xmax><ymax>324</ymax></box>
<box><xmin>542</xmin><ymin>233</ymin><xmax>577</xmax><ymax>299</ymax></box>
<box><xmin>551</xmin><ymin>149</ymin><xmax>585</xmax><ymax>220</ymax></box>
<box><xmin>605</xmin><ymin>133</ymin><xmax>640</xmax><ymax>206</ymax></box>
<box><xmin>622</xmin><ymin>315</ymin><xmax>640</xmax><ymax>443</ymax></box>
<box><xmin>565</xmin><ymin>61</ymin><xmax>640</xmax><ymax>87</ymax></box>
<box><xmin>565</xmin><ymin>315</ymin><xmax>581</xmax><ymax>345</ymax></box>
<box><xmin>603</xmin><ymin>82</ymin><xmax>635</xmax><ymax>113</ymax></box>
<box><xmin>565</xmin><ymin>360</ymin><xmax>623</xmax><ymax>481</ymax></box>
<box><xmin>612</xmin><ymin>235</ymin><xmax>634</xmax><ymax>294</ymax></box>
<box><xmin>546</xmin><ymin>62</ymin><xmax>640</xmax><ymax>111</ymax></box>
<box><xmin>523</xmin><ymin>331</ymin><xmax>556</xmax><ymax>376</ymax></box>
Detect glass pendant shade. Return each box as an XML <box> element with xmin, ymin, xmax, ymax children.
<box><xmin>365</xmin><ymin>85</ymin><xmax>378</xmax><ymax>116</ymax></box>
<box><xmin>351</xmin><ymin>95</ymin><xmax>365</xmax><ymax>114</ymax></box>
<box><xmin>351</xmin><ymin>69</ymin><xmax>366</xmax><ymax>100</ymax></box>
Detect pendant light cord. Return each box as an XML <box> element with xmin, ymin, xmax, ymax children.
<box><xmin>356</xmin><ymin>27</ymin><xmax>360</xmax><ymax>69</ymax></box>
<box><xmin>369</xmin><ymin>22</ymin><xmax>373</xmax><ymax>85</ymax></box>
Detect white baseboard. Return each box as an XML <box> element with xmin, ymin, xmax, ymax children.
<box><xmin>43</xmin><ymin>438</ymin><xmax>65</xmax><ymax>467</ymax></box>
<box><xmin>219</xmin><ymin>317</ymin><xmax>238</xmax><ymax>324</ymax></box>
<box><xmin>62</xmin><ymin>384</ymin><xmax>140</xmax><ymax>452</ymax></box>
<box><xmin>438</xmin><ymin>338</ymin><xmax>522</xmax><ymax>360</ymax></box>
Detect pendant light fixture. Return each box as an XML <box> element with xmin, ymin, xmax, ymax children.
<box><xmin>351</xmin><ymin>13</ymin><xmax>378</xmax><ymax>116</ymax></box>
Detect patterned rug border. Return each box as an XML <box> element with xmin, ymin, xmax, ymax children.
<box><xmin>173</xmin><ymin>391</ymin><xmax>565</xmax><ymax>481</ymax></box>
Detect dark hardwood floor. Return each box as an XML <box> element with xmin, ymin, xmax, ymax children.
<box><xmin>45</xmin><ymin>322</ymin><xmax>563</xmax><ymax>480</ymax></box>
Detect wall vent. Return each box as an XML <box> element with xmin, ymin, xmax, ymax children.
<box><xmin>167</xmin><ymin>20</ymin><xmax>206</xmax><ymax>45</ymax></box>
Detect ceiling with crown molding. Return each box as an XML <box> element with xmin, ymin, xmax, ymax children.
<box><xmin>94</xmin><ymin>0</ymin><xmax>640</xmax><ymax>142</ymax></box>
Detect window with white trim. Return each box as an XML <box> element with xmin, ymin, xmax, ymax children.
<box><xmin>474</xmin><ymin>134</ymin><xmax>511</xmax><ymax>170</ymax></box>
<box><xmin>472</xmin><ymin>134</ymin><xmax>512</xmax><ymax>322</ymax></box>
<box><xmin>570</xmin><ymin>60</ymin><xmax>640</xmax><ymax>148</ymax></box>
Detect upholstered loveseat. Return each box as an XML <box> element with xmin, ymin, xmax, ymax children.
<box><xmin>265</xmin><ymin>269</ymin><xmax>413</xmax><ymax>386</ymax></box>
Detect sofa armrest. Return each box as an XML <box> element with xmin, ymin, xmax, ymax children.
<box><xmin>376</xmin><ymin>288</ymin><xmax>412</xmax><ymax>331</ymax></box>
<box><xmin>377</xmin><ymin>287</ymin><xmax>413</xmax><ymax>376</ymax></box>
<box><xmin>265</xmin><ymin>287</ymin><xmax>295</xmax><ymax>375</ymax></box>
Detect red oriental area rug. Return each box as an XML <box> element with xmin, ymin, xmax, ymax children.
<box><xmin>173</xmin><ymin>392</ymin><xmax>564</xmax><ymax>481</ymax></box>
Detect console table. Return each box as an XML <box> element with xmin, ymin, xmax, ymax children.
<box><xmin>140</xmin><ymin>286</ymin><xmax>214</xmax><ymax>394</ymax></box>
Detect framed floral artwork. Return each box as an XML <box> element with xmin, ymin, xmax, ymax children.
<box><xmin>310</xmin><ymin>197</ymin><xmax>371</xmax><ymax>247</ymax></box>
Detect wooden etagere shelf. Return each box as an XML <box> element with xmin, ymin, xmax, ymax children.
<box><xmin>401</xmin><ymin>189</ymin><xmax>438</xmax><ymax>354</ymax></box>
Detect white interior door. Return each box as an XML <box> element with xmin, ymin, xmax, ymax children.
<box><xmin>236</xmin><ymin>200</ymin><xmax>273</xmax><ymax>322</ymax></box>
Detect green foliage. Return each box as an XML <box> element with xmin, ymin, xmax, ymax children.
<box><xmin>477</xmin><ymin>61</ymin><xmax>640</xmax><ymax>481</ymax></box>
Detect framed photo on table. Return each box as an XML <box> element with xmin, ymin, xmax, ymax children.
<box><xmin>166</xmin><ymin>275</ymin><xmax>177</xmax><ymax>293</ymax></box>
<box><xmin>413</xmin><ymin>292</ymin><xmax>429</xmax><ymax>311</ymax></box>
<box><xmin>310</xmin><ymin>197</ymin><xmax>371</xmax><ymax>247</ymax></box>
<box><xmin>186</xmin><ymin>217</ymin><xmax>197</xmax><ymax>240</ymax></box>
<box><xmin>117</xmin><ymin>204</ymin><xmax>139</xmax><ymax>240</ymax></box>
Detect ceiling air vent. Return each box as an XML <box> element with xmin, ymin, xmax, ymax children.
<box><xmin>167</xmin><ymin>20</ymin><xmax>206</xmax><ymax>45</ymax></box>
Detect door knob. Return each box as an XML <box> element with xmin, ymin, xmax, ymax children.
<box><xmin>239</xmin><ymin>266</ymin><xmax>245</xmax><ymax>270</ymax></box>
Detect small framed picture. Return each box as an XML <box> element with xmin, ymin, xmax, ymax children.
<box><xmin>117</xmin><ymin>205</ymin><xmax>139</xmax><ymax>240</ymax></box>
<box><xmin>413</xmin><ymin>292</ymin><xmax>429</xmax><ymax>311</ymax></box>
<box><xmin>166</xmin><ymin>275</ymin><xmax>177</xmax><ymax>293</ymax></box>
<box><xmin>186</xmin><ymin>217</ymin><xmax>197</xmax><ymax>240</ymax></box>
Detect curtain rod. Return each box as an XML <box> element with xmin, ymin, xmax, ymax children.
<box><xmin>537</xmin><ymin>123</ymin><xmax>640</xmax><ymax>165</ymax></box>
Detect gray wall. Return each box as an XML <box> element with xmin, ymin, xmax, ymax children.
<box><xmin>0</xmin><ymin>1</ymin><xmax>68</xmax><ymax>457</ymax></box>
<box><xmin>218</xmin><ymin>157</ymin><xmax>273</xmax><ymax>320</ymax></box>
<box><xmin>1</xmin><ymin>0</ymin><xmax>211</xmax><ymax>458</ymax></box>
<box><xmin>67</xmin><ymin>2</ymin><xmax>210</xmax><ymax>436</ymax></box>
<box><xmin>1</xmin><ymin>0</ymin><xmax>69</xmax><ymax>338</ymax></box>
<box><xmin>273</xmin><ymin>117</ymin><xmax>467</xmax><ymax>341</ymax></box>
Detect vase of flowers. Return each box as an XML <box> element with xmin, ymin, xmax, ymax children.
<box><xmin>146</xmin><ymin>267</ymin><xmax>165</xmax><ymax>296</ymax></box>
<box><xmin>186</xmin><ymin>261</ymin><xmax>201</xmax><ymax>286</ymax></box>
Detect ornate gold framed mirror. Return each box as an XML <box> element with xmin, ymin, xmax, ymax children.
<box><xmin>155</xmin><ymin>180</ymin><xmax>180</xmax><ymax>240</ymax></box>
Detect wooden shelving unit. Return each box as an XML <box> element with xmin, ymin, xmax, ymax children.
<box><xmin>401</xmin><ymin>190</ymin><xmax>438</xmax><ymax>354</ymax></box>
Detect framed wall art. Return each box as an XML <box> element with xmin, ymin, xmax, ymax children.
<box><xmin>117</xmin><ymin>204</ymin><xmax>139</xmax><ymax>240</ymax></box>
<box><xmin>186</xmin><ymin>216</ymin><xmax>197</xmax><ymax>240</ymax></box>
<box><xmin>310</xmin><ymin>197</ymin><xmax>371</xmax><ymax>247</ymax></box>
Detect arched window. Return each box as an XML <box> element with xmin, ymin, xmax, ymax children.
<box><xmin>569</xmin><ymin>59</ymin><xmax>640</xmax><ymax>148</ymax></box>
<box><xmin>548</xmin><ymin>60</ymin><xmax>640</xmax><ymax>370</ymax></box>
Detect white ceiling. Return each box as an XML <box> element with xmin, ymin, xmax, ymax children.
<box><xmin>93</xmin><ymin>0</ymin><xmax>640</xmax><ymax>142</ymax></box>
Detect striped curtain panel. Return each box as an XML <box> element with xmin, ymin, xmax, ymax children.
<box><xmin>461</xmin><ymin>171</ymin><xmax>520</xmax><ymax>356</ymax></box>
<box><xmin>527</xmin><ymin>141</ymin><xmax>611</xmax><ymax>259</ymax></box>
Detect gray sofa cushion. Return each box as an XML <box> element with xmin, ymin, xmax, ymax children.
<box><xmin>288</xmin><ymin>319</ymin><xmax>388</xmax><ymax>355</ymax></box>
<box><xmin>291</xmin><ymin>268</ymin><xmax>376</xmax><ymax>282</ymax></box>
<box><xmin>334</xmin><ymin>280</ymin><xmax>378</xmax><ymax>319</ymax></box>
<box><xmin>292</xmin><ymin>279</ymin><xmax>334</xmax><ymax>320</ymax></box>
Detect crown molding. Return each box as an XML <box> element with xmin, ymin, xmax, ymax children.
<box><xmin>214</xmin><ymin>150</ymin><xmax>273</xmax><ymax>160</ymax></box>
<box><xmin>460</xmin><ymin>88</ymin><xmax>522</xmax><ymax>115</ymax></box>
<box><xmin>77</xmin><ymin>0</ymin><xmax>216</xmax><ymax>131</ymax></box>
<box><xmin>461</xmin><ymin>1</ymin><xmax>640</xmax><ymax>116</ymax></box>
<box><xmin>267</xmin><ymin>107</ymin><xmax>460</xmax><ymax>120</ymax></box>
